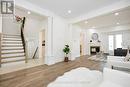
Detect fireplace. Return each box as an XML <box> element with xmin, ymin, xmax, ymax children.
<box><xmin>90</xmin><ymin>46</ymin><xmax>100</xmax><ymax>55</ymax></box>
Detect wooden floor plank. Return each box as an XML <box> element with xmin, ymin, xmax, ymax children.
<box><xmin>0</xmin><ymin>55</ymin><xmax>105</xmax><ymax>87</ymax></box>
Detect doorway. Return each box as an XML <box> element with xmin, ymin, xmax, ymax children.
<box><xmin>39</xmin><ymin>30</ymin><xmax>45</xmax><ymax>63</ymax></box>
<box><xmin>80</xmin><ymin>32</ymin><xmax>85</xmax><ymax>56</ymax></box>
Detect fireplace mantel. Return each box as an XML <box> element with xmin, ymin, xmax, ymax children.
<box><xmin>89</xmin><ymin>42</ymin><xmax>101</xmax><ymax>47</ymax></box>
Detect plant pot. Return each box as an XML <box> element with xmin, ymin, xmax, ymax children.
<box><xmin>64</xmin><ymin>57</ymin><xmax>69</xmax><ymax>62</ymax></box>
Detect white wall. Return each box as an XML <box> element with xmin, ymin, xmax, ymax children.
<box><xmin>2</xmin><ymin>14</ymin><xmax>21</xmax><ymax>34</ymax></box>
<box><xmin>71</xmin><ymin>25</ymin><xmax>81</xmax><ymax>59</ymax></box>
<box><xmin>45</xmin><ymin>16</ymin><xmax>68</xmax><ymax>65</ymax></box>
<box><xmin>0</xmin><ymin>14</ymin><xmax>2</xmax><ymax>33</ymax></box>
<box><xmin>52</xmin><ymin>17</ymin><xmax>68</xmax><ymax>62</ymax></box>
<box><xmin>67</xmin><ymin>24</ymin><xmax>88</xmax><ymax>60</ymax></box>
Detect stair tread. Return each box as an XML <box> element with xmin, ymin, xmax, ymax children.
<box><xmin>2</xmin><ymin>48</ymin><xmax>24</xmax><ymax>50</ymax></box>
<box><xmin>1</xmin><ymin>55</ymin><xmax>25</xmax><ymax>59</ymax></box>
<box><xmin>2</xmin><ymin>59</ymin><xmax>25</xmax><ymax>64</ymax></box>
<box><xmin>2</xmin><ymin>34</ymin><xmax>21</xmax><ymax>36</ymax></box>
<box><xmin>2</xmin><ymin>51</ymin><xmax>24</xmax><ymax>54</ymax></box>
<box><xmin>2</xmin><ymin>39</ymin><xmax>22</xmax><ymax>41</ymax></box>
<box><xmin>3</xmin><ymin>36</ymin><xmax>21</xmax><ymax>38</ymax></box>
<box><xmin>2</xmin><ymin>41</ymin><xmax>22</xmax><ymax>44</ymax></box>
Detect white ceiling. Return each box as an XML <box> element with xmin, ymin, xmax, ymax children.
<box><xmin>15</xmin><ymin>7</ymin><xmax>46</xmax><ymax>20</ymax></box>
<box><xmin>76</xmin><ymin>6</ymin><xmax>130</xmax><ymax>29</ymax></box>
<box><xmin>27</xmin><ymin>0</ymin><xmax>122</xmax><ymax>19</ymax></box>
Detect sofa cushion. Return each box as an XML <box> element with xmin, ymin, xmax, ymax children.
<box><xmin>103</xmin><ymin>68</ymin><xmax>130</xmax><ymax>87</ymax></box>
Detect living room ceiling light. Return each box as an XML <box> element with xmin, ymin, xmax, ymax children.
<box><xmin>68</xmin><ymin>10</ymin><xmax>71</xmax><ymax>14</ymax></box>
<box><xmin>85</xmin><ymin>21</ymin><xmax>88</xmax><ymax>24</ymax></box>
<box><xmin>115</xmin><ymin>13</ymin><xmax>119</xmax><ymax>16</ymax></box>
<box><xmin>27</xmin><ymin>11</ymin><xmax>31</xmax><ymax>14</ymax></box>
<box><xmin>116</xmin><ymin>22</ymin><xmax>120</xmax><ymax>25</ymax></box>
<box><xmin>92</xmin><ymin>26</ymin><xmax>96</xmax><ymax>29</ymax></box>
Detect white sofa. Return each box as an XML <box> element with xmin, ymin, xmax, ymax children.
<box><xmin>47</xmin><ymin>67</ymin><xmax>130</xmax><ymax>87</ymax></box>
<box><xmin>107</xmin><ymin>56</ymin><xmax>130</xmax><ymax>69</ymax></box>
<box><xmin>99</xmin><ymin>68</ymin><xmax>130</xmax><ymax>87</ymax></box>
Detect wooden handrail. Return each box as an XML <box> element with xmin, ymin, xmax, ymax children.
<box><xmin>21</xmin><ymin>17</ymin><xmax>27</xmax><ymax>63</ymax></box>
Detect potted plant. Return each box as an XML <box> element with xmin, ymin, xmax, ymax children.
<box><xmin>63</xmin><ymin>45</ymin><xmax>70</xmax><ymax>62</ymax></box>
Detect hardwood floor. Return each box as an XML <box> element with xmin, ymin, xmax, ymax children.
<box><xmin>0</xmin><ymin>55</ymin><xmax>105</xmax><ymax>87</ymax></box>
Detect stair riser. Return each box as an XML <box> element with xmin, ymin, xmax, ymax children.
<box><xmin>2</xmin><ymin>59</ymin><xmax>25</xmax><ymax>64</ymax></box>
<box><xmin>1</xmin><ymin>57</ymin><xmax>25</xmax><ymax>62</ymax></box>
<box><xmin>2</xmin><ymin>47</ymin><xmax>23</xmax><ymax>49</ymax></box>
<box><xmin>1</xmin><ymin>55</ymin><xmax>25</xmax><ymax>59</ymax></box>
<box><xmin>2</xmin><ymin>52</ymin><xmax>24</xmax><ymax>55</ymax></box>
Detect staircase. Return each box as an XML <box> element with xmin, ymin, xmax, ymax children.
<box><xmin>0</xmin><ymin>17</ymin><xmax>27</xmax><ymax>67</ymax></box>
<box><xmin>0</xmin><ymin>34</ymin><xmax>26</xmax><ymax>65</ymax></box>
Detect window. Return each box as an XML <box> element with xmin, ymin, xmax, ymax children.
<box><xmin>115</xmin><ymin>34</ymin><xmax>122</xmax><ymax>48</ymax></box>
<box><xmin>108</xmin><ymin>34</ymin><xmax>122</xmax><ymax>51</ymax></box>
<box><xmin>109</xmin><ymin>35</ymin><xmax>114</xmax><ymax>50</ymax></box>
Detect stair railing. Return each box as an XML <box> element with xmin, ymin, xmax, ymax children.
<box><xmin>32</xmin><ymin>47</ymin><xmax>38</xmax><ymax>59</ymax></box>
<box><xmin>21</xmin><ymin>17</ymin><xmax>28</xmax><ymax>63</ymax></box>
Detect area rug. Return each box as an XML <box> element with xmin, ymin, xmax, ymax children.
<box><xmin>47</xmin><ymin>67</ymin><xmax>102</xmax><ymax>87</ymax></box>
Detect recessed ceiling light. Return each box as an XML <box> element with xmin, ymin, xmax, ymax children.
<box><xmin>85</xmin><ymin>21</ymin><xmax>88</xmax><ymax>24</ymax></box>
<box><xmin>27</xmin><ymin>11</ymin><xmax>31</xmax><ymax>14</ymax></box>
<box><xmin>115</xmin><ymin>13</ymin><xmax>119</xmax><ymax>16</ymax></box>
<box><xmin>68</xmin><ymin>10</ymin><xmax>71</xmax><ymax>14</ymax></box>
<box><xmin>92</xmin><ymin>26</ymin><xmax>96</xmax><ymax>28</ymax></box>
<box><xmin>116</xmin><ymin>22</ymin><xmax>120</xmax><ymax>25</ymax></box>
